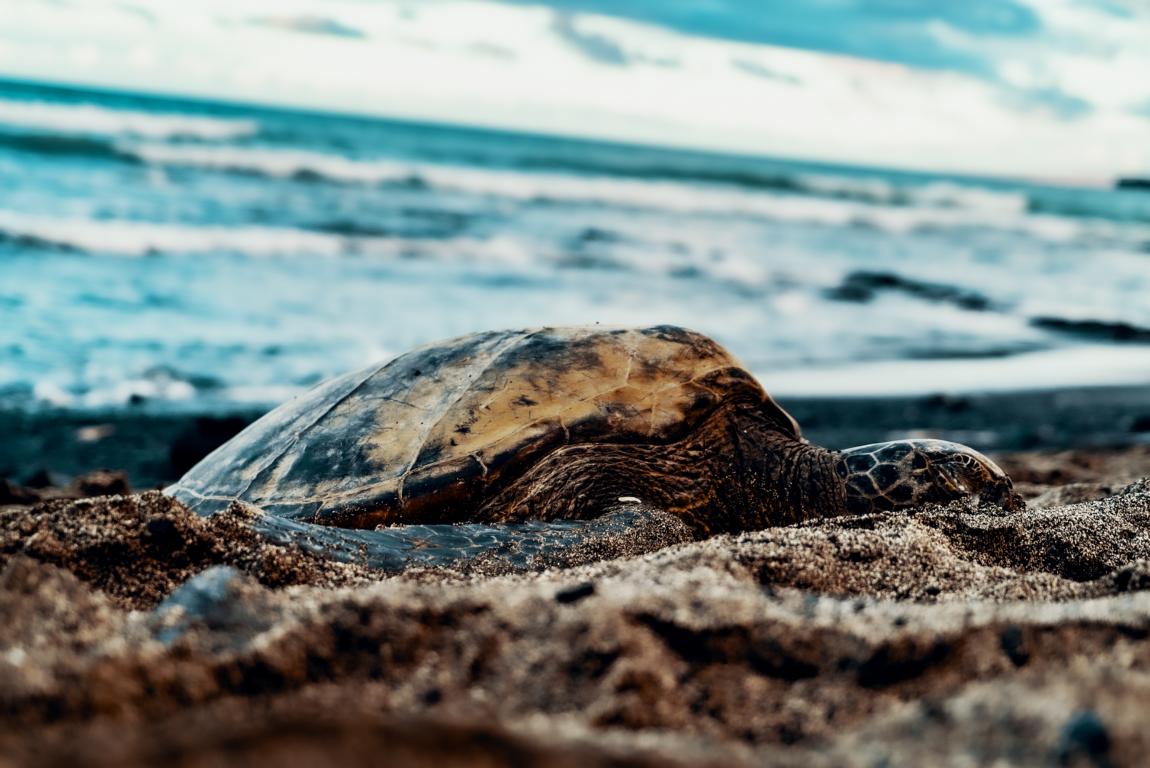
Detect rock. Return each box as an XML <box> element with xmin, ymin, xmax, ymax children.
<box><xmin>151</xmin><ymin>565</ymin><xmax>277</xmax><ymax>647</ymax></box>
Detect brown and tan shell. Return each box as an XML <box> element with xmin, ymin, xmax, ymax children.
<box><xmin>167</xmin><ymin>325</ymin><xmax>799</xmax><ymax>526</ymax></box>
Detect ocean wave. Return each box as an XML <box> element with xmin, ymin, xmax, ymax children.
<box><xmin>0</xmin><ymin>130</ymin><xmax>138</xmax><ymax>163</ymax></box>
<box><xmin>1028</xmin><ymin>191</ymin><xmax>1150</xmax><ymax>224</ymax></box>
<box><xmin>0</xmin><ymin>212</ymin><xmax>355</xmax><ymax>257</ymax></box>
<box><xmin>26</xmin><ymin>369</ymin><xmax>304</xmax><ymax>410</ymax></box>
<box><xmin>508</xmin><ymin>152</ymin><xmax>1030</xmax><ymax>212</ymax></box>
<box><xmin>127</xmin><ymin>144</ymin><xmax>416</xmax><ymax>184</ymax></box>
<box><xmin>795</xmin><ymin>175</ymin><xmax>1027</xmax><ymax>213</ymax></box>
<box><xmin>0</xmin><ymin>99</ymin><xmax>257</xmax><ymax>140</ymax></box>
<box><xmin>32</xmin><ymin>373</ymin><xmax>198</xmax><ymax>409</ymax></box>
<box><xmin>128</xmin><ymin>142</ymin><xmax>1034</xmax><ymax>215</ymax></box>
<box><xmin>123</xmin><ymin>144</ymin><xmax>1103</xmax><ymax>243</ymax></box>
<box><xmin>0</xmin><ymin>210</ymin><xmax>542</xmax><ymax>264</ymax></box>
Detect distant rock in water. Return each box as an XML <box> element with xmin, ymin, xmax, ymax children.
<box><xmin>824</xmin><ymin>270</ymin><xmax>995</xmax><ymax>311</ymax></box>
<box><xmin>1116</xmin><ymin>177</ymin><xmax>1150</xmax><ymax>191</ymax></box>
<box><xmin>1030</xmin><ymin>316</ymin><xmax>1150</xmax><ymax>343</ymax></box>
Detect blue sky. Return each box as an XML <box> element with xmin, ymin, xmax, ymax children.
<box><xmin>1</xmin><ymin>0</ymin><xmax>1148</xmax><ymax>179</ymax></box>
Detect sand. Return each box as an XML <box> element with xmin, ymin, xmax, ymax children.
<box><xmin>1</xmin><ymin>445</ymin><xmax>1149</xmax><ymax>767</ymax></box>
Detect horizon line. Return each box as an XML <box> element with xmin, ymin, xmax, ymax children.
<box><xmin>0</xmin><ymin>72</ymin><xmax>1117</xmax><ymax>192</ymax></box>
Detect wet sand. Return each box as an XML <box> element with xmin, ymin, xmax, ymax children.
<box><xmin>2</xmin><ymin>391</ymin><xmax>1150</xmax><ymax>766</ymax></box>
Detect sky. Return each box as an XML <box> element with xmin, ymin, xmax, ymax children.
<box><xmin>2</xmin><ymin>0</ymin><xmax>1149</xmax><ymax>180</ymax></box>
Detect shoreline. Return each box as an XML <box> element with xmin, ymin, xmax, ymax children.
<box><xmin>763</xmin><ymin>345</ymin><xmax>1150</xmax><ymax>397</ymax></box>
<box><xmin>2</xmin><ymin>382</ymin><xmax>1148</xmax><ymax>490</ymax></box>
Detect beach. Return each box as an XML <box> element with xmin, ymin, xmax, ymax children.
<box><xmin>3</xmin><ymin>76</ymin><xmax>1150</xmax><ymax>767</ymax></box>
<box><xmin>3</xmin><ymin>387</ymin><xmax>1150</xmax><ymax>767</ymax></box>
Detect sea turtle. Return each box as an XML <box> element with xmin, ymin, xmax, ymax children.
<box><xmin>167</xmin><ymin>326</ymin><xmax>1022</xmax><ymax>567</ymax></box>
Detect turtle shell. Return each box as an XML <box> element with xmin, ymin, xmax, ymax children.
<box><xmin>167</xmin><ymin>325</ymin><xmax>800</xmax><ymax>527</ymax></box>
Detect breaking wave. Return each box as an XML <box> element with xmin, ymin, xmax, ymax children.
<box><xmin>0</xmin><ymin>98</ymin><xmax>258</xmax><ymax>140</ymax></box>
<box><xmin>0</xmin><ymin>212</ymin><xmax>356</xmax><ymax>257</ymax></box>
<box><xmin>0</xmin><ymin>210</ymin><xmax>542</xmax><ymax>264</ymax></box>
<box><xmin>0</xmin><ymin>130</ymin><xmax>137</xmax><ymax>162</ymax></box>
<box><xmin>127</xmin><ymin>142</ymin><xmax>1029</xmax><ymax>212</ymax></box>
<box><xmin>123</xmin><ymin>144</ymin><xmax>1098</xmax><ymax>243</ymax></box>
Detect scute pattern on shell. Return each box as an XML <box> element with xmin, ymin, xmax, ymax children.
<box><xmin>843</xmin><ymin>442</ymin><xmax>929</xmax><ymax>513</ymax></box>
<box><xmin>168</xmin><ymin>326</ymin><xmax>799</xmax><ymax>527</ymax></box>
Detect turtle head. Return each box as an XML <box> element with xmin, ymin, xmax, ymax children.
<box><xmin>836</xmin><ymin>439</ymin><xmax>1023</xmax><ymax>515</ymax></box>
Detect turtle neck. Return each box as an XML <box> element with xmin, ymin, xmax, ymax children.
<box><xmin>724</xmin><ymin>404</ymin><xmax>848</xmax><ymax>529</ymax></box>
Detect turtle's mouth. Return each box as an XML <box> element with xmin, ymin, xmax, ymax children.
<box><xmin>934</xmin><ymin>460</ymin><xmax>1025</xmax><ymax>512</ymax></box>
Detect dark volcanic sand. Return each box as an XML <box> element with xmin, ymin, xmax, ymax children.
<box><xmin>0</xmin><ymin>446</ymin><xmax>1148</xmax><ymax>766</ymax></box>
<box><xmin>2</xmin><ymin>389</ymin><xmax>1150</xmax><ymax>767</ymax></box>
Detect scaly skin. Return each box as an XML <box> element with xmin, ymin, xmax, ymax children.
<box><xmin>474</xmin><ymin>402</ymin><xmax>846</xmax><ymax>535</ymax></box>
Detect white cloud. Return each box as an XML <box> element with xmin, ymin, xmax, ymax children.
<box><xmin>1</xmin><ymin>0</ymin><xmax>1148</xmax><ymax>180</ymax></box>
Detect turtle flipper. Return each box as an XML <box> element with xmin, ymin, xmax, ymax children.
<box><xmin>248</xmin><ymin>504</ymin><xmax>693</xmax><ymax>572</ymax></box>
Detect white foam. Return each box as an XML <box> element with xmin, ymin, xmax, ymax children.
<box><xmin>0</xmin><ymin>99</ymin><xmax>257</xmax><ymax>139</ymax></box>
<box><xmin>794</xmin><ymin>174</ymin><xmax>1028</xmax><ymax>215</ymax></box>
<box><xmin>123</xmin><ymin>143</ymin><xmax>1107</xmax><ymax>244</ymax></box>
<box><xmin>127</xmin><ymin>143</ymin><xmax>412</xmax><ymax>183</ymax></box>
<box><xmin>0</xmin><ymin>209</ymin><xmax>548</xmax><ymax>263</ymax></box>
<box><xmin>0</xmin><ymin>211</ymin><xmax>351</xmax><ymax>257</ymax></box>
<box><xmin>209</xmin><ymin>384</ymin><xmax>304</xmax><ymax>406</ymax></box>
<box><xmin>764</xmin><ymin>345</ymin><xmax>1150</xmax><ymax>397</ymax></box>
<box><xmin>908</xmin><ymin>181</ymin><xmax>1029</xmax><ymax>214</ymax></box>
<box><xmin>32</xmin><ymin>375</ymin><xmax>197</xmax><ymax>408</ymax></box>
<box><xmin>792</xmin><ymin>173</ymin><xmax>900</xmax><ymax>204</ymax></box>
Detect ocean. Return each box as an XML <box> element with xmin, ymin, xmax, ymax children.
<box><xmin>2</xmin><ymin>79</ymin><xmax>1149</xmax><ymax>413</ymax></box>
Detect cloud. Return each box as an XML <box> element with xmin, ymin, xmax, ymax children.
<box><xmin>248</xmin><ymin>15</ymin><xmax>365</xmax><ymax>39</ymax></box>
<box><xmin>731</xmin><ymin>58</ymin><xmax>801</xmax><ymax>86</ymax></box>
<box><xmin>1082</xmin><ymin>0</ymin><xmax>1136</xmax><ymax>19</ymax></box>
<box><xmin>117</xmin><ymin>4</ymin><xmax>156</xmax><ymax>24</ymax></box>
<box><xmin>550</xmin><ymin>12</ymin><xmax>679</xmax><ymax>68</ymax></box>
<box><xmin>1130</xmin><ymin>100</ymin><xmax>1150</xmax><ymax>120</ymax></box>
<box><xmin>495</xmin><ymin>0</ymin><xmax>1041</xmax><ymax>76</ymax></box>
<box><xmin>1002</xmin><ymin>86</ymin><xmax>1094</xmax><ymax>121</ymax></box>
<box><xmin>0</xmin><ymin>0</ymin><xmax>1147</xmax><ymax>179</ymax></box>
<box><xmin>552</xmin><ymin>12</ymin><xmax>631</xmax><ymax>66</ymax></box>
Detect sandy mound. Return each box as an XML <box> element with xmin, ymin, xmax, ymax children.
<box><xmin>2</xmin><ymin>450</ymin><xmax>1149</xmax><ymax>766</ymax></box>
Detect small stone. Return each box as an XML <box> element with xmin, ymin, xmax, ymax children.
<box><xmin>74</xmin><ymin>470</ymin><xmax>130</xmax><ymax>497</ymax></box>
<box><xmin>144</xmin><ymin>517</ymin><xmax>185</xmax><ymax>553</ymax></box>
<box><xmin>555</xmin><ymin>582</ymin><xmax>596</xmax><ymax>604</ymax></box>
<box><xmin>151</xmin><ymin>566</ymin><xmax>256</xmax><ymax>645</ymax></box>
<box><xmin>1056</xmin><ymin>710</ymin><xmax>1110</xmax><ymax>766</ymax></box>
